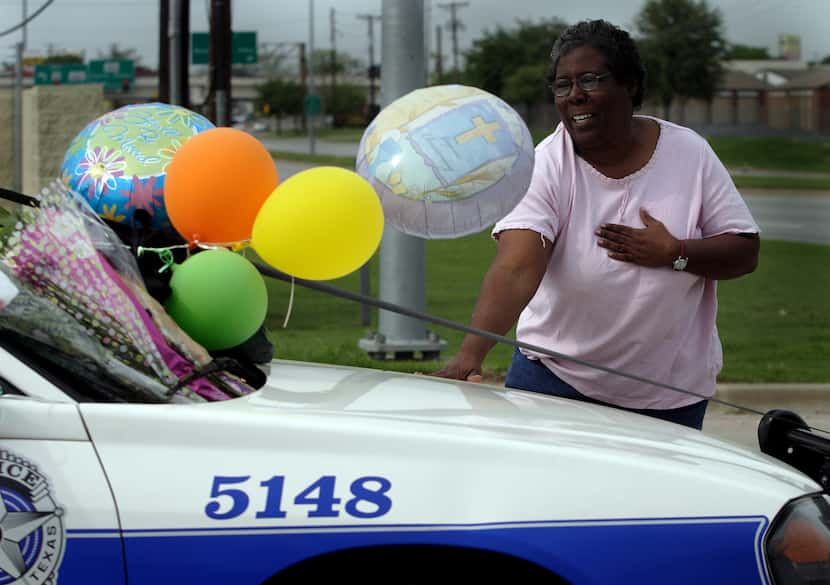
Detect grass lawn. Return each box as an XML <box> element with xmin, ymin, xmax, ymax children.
<box><xmin>731</xmin><ymin>175</ymin><xmax>830</xmax><ymax>191</ymax></box>
<box><xmin>717</xmin><ymin>240</ymin><xmax>830</xmax><ymax>382</ymax></box>
<box><xmin>259</xmin><ymin>230</ymin><xmax>514</xmax><ymax>379</ymax></box>
<box><xmin>262</xmin><ymin>237</ymin><xmax>830</xmax><ymax>384</ymax></box>
<box><xmin>707</xmin><ymin>136</ymin><xmax>830</xmax><ymax>174</ymax></box>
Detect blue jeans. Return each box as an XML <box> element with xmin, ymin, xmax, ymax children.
<box><xmin>504</xmin><ymin>349</ymin><xmax>708</xmax><ymax>430</ymax></box>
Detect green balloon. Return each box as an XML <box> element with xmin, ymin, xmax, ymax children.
<box><xmin>165</xmin><ymin>249</ymin><xmax>268</xmax><ymax>351</ymax></box>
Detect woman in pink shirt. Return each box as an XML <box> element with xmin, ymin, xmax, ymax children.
<box><xmin>436</xmin><ymin>20</ymin><xmax>760</xmax><ymax>429</ymax></box>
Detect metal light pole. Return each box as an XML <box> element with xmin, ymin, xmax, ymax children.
<box><xmin>13</xmin><ymin>42</ymin><xmax>23</xmax><ymax>192</ymax></box>
<box><xmin>13</xmin><ymin>0</ymin><xmax>27</xmax><ymax>192</ymax></box>
<box><xmin>159</xmin><ymin>0</ymin><xmax>170</xmax><ymax>102</ymax></box>
<box><xmin>307</xmin><ymin>0</ymin><xmax>316</xmax><ymax>154</ymax></box>
<box><xmin>211</xmin><ymin>0</ymin><xmax>231</xmax><ymax>126</ymax></box>
<box><xmin>358</xmin><ymin>0</ymin><xmax>446</xmax><ymax>360</ymax></box>
<box><xmin>169</xmin><ymin>0</ymin><xmax>182</xmax><ymax>105</ymax></box>
<box><xmin>169</xmin><ymin>0</ymin><xmax>190</xmax><ymax>107</ymax></box>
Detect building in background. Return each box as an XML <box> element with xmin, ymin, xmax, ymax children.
<box><xmin>778</xmin><ymin>34</ymin><xmax>802</xmax><ymax>61</ymax></box>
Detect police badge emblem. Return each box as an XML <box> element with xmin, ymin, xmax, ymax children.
<box><xmin>0</xmin><ymin>450</ymin><xmax>65</xmax><ymax>584</ymax></box>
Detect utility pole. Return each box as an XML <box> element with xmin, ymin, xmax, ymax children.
<box><xmin>329</xmin><ymin>7</ymin><xmax>337</xmax><ymax>95</ymax></box>
<box><xmin>170</xmin><ymin>0</ymin><xmax>181</xmax><ymax>105</ymax></box>
<box><xmin>159</xmin><ymin>0</ymin><xmax>170</xmax><ymax>102</ymax></box>
<box><xmin>438</xmin><ymin>1</ymin><xmax>468</xmax><ymax>75</ymax></box>
<box><xmin>209</xmin><ymin>0</ymin><xmax>231</xmax><ymax>126</ymax></box>
<box><xmin>169</xmin><ymin>0</ymin><xmax>190</xmax><ymax>107</ymax></box>
<box><xmin>307</xmin><ymin>0</ymin><xmax>316</xmax><ymax>154</ymax></box>
<box><xmin>179</xmin><ymin>0</ymin><xmax>190</xmax><ymax>108</ymax></box>
<box><xmin>356</xmin><ymin>13</ymin><xmax>380</xmax><ymax>123</ymax></box>
<box><xmin>13</xmin><ymin>42</ymin><xmax>23</xmax><ymax>192</ymax></box>
<box><xmin>355</xmin><ymin>10</ymin><xmax>381</xmax><ymax>325</ymax></box>
<box><xmin>298</xmin><ymin>42</ymin><xmax>307</xmax><ymax>90</ymax></box>
<box><xmin>434</xmin><ymin>24</ymin><xmax>443</xmax><ymax>79</ymax></box>
<box><xmin>13</xmin><ymin>0</ymin><xmax>27</xmax><ymax>192</ymax></box>
<box><xmin>358</xmin><ymin>0</ymin><xmax>446</xmax><ymax>361</ymax></box>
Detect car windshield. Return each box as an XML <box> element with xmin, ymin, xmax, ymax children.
<box><xmin>0</xmin><ymin>182</ymin><xmax>255</xmax><ymax>404</ymax></box>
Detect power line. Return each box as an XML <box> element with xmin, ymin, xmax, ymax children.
<box><xmin>0</xmin><ymin>0</ymin><xmax>54</xmax><ymax>38</ymax></box>
<box><xmin>0</xmin><ymin>0</ymin><xmax>153</xmax><ymax>4</ymax></box>
<box><xmin>254</xmin><ymin>260</ymin><xmax>808</xmax><ymax>424</ymax></box>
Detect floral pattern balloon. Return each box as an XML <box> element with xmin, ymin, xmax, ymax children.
<box><xmin>61</xmin><ymin>102</ymin><xmax>215</xmax><ymax>230</ymax></box>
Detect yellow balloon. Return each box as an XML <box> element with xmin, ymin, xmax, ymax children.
<box><xmin>251</xmin><ymin>166</ymin><xmax>384</xmax><ymax>280</ymax></box>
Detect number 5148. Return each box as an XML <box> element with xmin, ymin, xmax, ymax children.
<box><xmin>204</xmin><ymin>475</ymin><xmax>392</xmax><ymax>520</ymax></box>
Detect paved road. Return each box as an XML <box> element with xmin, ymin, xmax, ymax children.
<box><xmin>275</xmin><ymin>159</ymin><xmax>320</xmax><ymax>180</ymax></box>
<box><xmin>730</xmin><ymin>168</ymin><xmax>830</xmax><ymax>179</ymax></box>
<box><xmin>742</xmin><ymin>190</ymin><xmax>830</xmax><ymax>245</ymax></box>
<box><xmin>262</xmin><ymin>136</ymin><xmax>359</xmax><ymax>158</ymax></box>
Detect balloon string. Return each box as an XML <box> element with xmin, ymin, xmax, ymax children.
<box><xmin>137</xmin><ymin>244</ymin><xmax>190</xmax><ymax>254</ymax></box>
<box><xmin>157</xmin><ymin>249</ymin><xmax>175</xmax><ymax>273</ymax></box>
<box><xmin>283</xmin><ymin>277</ymin><xmax>295</xmax><ymax>329</ymax></box>
<box><xmin>137</xmin><ymin>241</ymin><xmax>251</xmax><ymax>273</ymax></box>
<box><xmin>137</xmin><ymin>244</ymin><xmax>190</xmax><ymax>273</ymax></box>
<box><xmin>191</xmin><ymin>239</ymin><xmax>251</xmax><ymax>251</ymax></box>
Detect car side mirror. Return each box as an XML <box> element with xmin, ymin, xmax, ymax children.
<box><xmin>759</xmin><ymin>409</ymin><xmax>830</xmax><ymax>492</ymax></box>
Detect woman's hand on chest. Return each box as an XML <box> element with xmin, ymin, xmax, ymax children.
<box><xmin>594</xmin><ymin>207</ymin><xmax>679</xmax><ymax>269</ymax></box>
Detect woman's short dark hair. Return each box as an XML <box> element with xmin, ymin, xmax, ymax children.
<box><xmin>547</xmin><ymin>19</ymin><xmax>646</xmax><ymax>108</ymax></box>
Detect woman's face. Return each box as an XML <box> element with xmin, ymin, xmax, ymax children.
<box><xmin>554</xmin><ymin>45</ymin><xmax>634</xmax><ymax>152</ymax></box>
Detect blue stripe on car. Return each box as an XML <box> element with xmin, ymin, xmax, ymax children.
<box><xmin>66</xmin><ymin>516</ymin><xmax>770</xmax><ymax>584</ymax></box>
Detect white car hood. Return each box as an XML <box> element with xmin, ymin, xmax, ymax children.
<box><xmin>77</xmin><ymin>359</ymin><xmax>820</xmax><ymax>528</ymax></box>
<box><xmin>240</xmin><ymin>361</ymin><xmax>817</xmax><ymax>494</ymax></box>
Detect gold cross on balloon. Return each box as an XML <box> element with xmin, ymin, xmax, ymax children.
<box><xmin>456</xmin><ymin>116</ymin><xmax>501</xmax><ymax>145</ymax></box>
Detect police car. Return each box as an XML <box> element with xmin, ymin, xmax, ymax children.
<box><xmin>1</xmin><ymin>332</ymin><xmax>829</xmax><ymax>585</ymax></box>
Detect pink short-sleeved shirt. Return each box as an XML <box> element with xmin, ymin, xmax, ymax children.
<box><xmin>493</xmin><ymin>116</ymin><xmax>760</xmax><ymax>409</ymax></box>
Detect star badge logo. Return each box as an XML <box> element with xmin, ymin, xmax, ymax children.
<box><xmin>0</xmin><ymin>451</ymin><xmax>65</xmax><ymax>585</ymax></box>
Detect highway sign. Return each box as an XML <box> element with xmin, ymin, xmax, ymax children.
<box><xmin>191</xmin><ymin>31</ymin><xmax>258</xmax><ymax>65</ymax></box>
<box><xmin>34</xmin><ymin>63</ymin><xmax>88</xmax><ymax>85</ymax></box>
<box><xmin>88</xmin><ymin>59</ymin><xmax>135</xmax><ymax>90</ymax></box>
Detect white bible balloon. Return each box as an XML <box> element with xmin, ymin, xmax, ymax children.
<box><xmin>356</xmin><ymin>85</ymin><xmax>535</xmax><ymax>239</ymax></box>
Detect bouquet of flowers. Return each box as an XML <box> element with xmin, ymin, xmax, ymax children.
<box><xmin>0</xmin><ymin>181</ymin><xmax>253</xmax><ymax>403</ymax></box>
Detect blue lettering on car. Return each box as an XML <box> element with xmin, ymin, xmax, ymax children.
<box><xmin>204</xmin><ymin>475</ymin><xmax>392</xmax><ymax>520</ymax></box>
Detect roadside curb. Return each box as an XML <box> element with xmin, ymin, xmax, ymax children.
<box><xmin>714</xmin><ymin>383</ymin><xmax>830</xmax><ymax>409</ymax></box>
<box><xmin>741</xmin><ymin>188</ymin><xmax>830</xmax><ymax>197</ymax></box>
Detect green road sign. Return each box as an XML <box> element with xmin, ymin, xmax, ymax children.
<box><xmin>34</xmin><ymin>63</ymin><xmax>88</xmax><ymax>85</ymax></box>
<box><xmin>191</xmin><ymin>31</ymin><xmax>258</xmax><ymax>65</ymax></box>
<box><xmin>304</xmin><ymin>93</ymin><xmax>321</xmax><ymax>117</ymax></box>
<box><xmin>232</xmin><ymin>32</ymin><xmax>257</xmax><ymax>64</ymax></box>
<box><xmin>192</xmin><ymin>33</ymin><xmax>209</xmax><ymax>64</ymax></box>
<box><xmin>88</xmin><ymin>59</ymin><xmax>135</xmax><ymax>90</ymax></box>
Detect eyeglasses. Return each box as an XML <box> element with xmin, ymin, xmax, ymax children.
<box><xmin>550</xmin><ymin>72</ymin><xmax>612</xmax><ymax>98</ymax></box>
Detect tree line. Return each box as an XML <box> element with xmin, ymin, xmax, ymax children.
<box><xmin>16</xmin><ymin>0</ymin><xmax>826</xmax><ymax>129</ymax></box>
<box><xmin>251</xmin><ymin>0</ymin><xmax>826</xmax><ymax>129</ymax></box>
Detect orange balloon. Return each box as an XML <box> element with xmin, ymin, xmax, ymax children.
<box><xmin>165</xmin><ymin>127</ymin><xmax>278</xmax><ymax>244</ymax></box>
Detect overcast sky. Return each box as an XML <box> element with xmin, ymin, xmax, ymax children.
<box><xmin>2</xmin><ymin>0</ymin><xmax>829</xmax><ymax>67</ymax></box>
